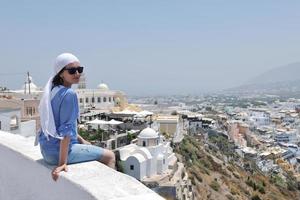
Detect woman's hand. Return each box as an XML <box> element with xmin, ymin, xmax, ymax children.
<box><xmin>77</xmin><ymin>134</ymin><xmax>91</xmax><ymax>145</ymax></box>
<box><xmin>52</xmin><ymin>164</ymin><xmax>68</xmax><ymax>181</ymax></box>
<box><xmin>82</xmin><ymin>139</ymin><xmax>91</xmax><ymax>145</ymax></box>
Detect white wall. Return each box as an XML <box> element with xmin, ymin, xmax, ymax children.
<box><xmin>0</xmin><ymin>144</ymin><xmax>95</xmax><ymax>200</ymax></box>
<box><xmin>0</xmin><ymin>114</ymin><xmax>10</xmax><ymax>131</ymax></box>
<box><xmin>0</xmin><ymin>131</ymin><xmax>164</xmax><ymax>200</ymax></box>
<box><xmin>146</xmin><ymin>158</ymin><xmax>153</xmax><ymax>177</ymax></box>
<box><xmin>20</xmin><ymin>120</ymin><xmax>36</xmax><ymax>137</ymax></box>
<box><xmin>0</xmin><ymin>109</ymin><xmax>21</xmax><ymax>134</ymax></box>
<box><xmin>125</xmin><ymin>156</ymin><xmax>142</xmax><ymax>180</ymax></box>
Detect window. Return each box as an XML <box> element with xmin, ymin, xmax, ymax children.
<box><xmin>91</xmin><ymin>97</ymin><xmax>95</xmax><ymax>103</ymax></box>
<box><xmin>33</xmin><ymin>107</ymin><xmax>35</xmax><ymax>115</ymax></box>
<box><xmin>0</xmin><ymin>121</ymin><xmax>1</xmax><ymax>130</ymax></box>
<box><xmin>27</xmin><ymin>107</ymin><xmax>33</xmax><ymax>116</ymax></box>
<box><xmin>85</xmin><ymin>97</ymin><xmax>89</xmax><ymax>103</ymax></box>
<box><xmin>103</xmin><ymin>97</ymin><xmax>107</xmax><ymax>102</ymax></box>
<box><xmin>130</xmin><ymin>165</ymin><xmax>134</xmax><ymax>170</ymax></box>
<box><xmin>10</xmin><ymin>116</ymin><xmax>18</xmax><ymax>130</ymax></box>
<box><xmin>97</xmin><ymin>97</ymin><xmax>101</xmax><ymax>103</ymax></box>
<box><xmin>163</xmin><ymin>159</ymin><xmax>165</xmax><ymax>164</ymax></box>
<box><xmin>142</xmin><ymin>141</ymin><xmax>146</xmax><ymax>147</ymax></box>
<box><xmin>109</xmin><ymin>97</ymin><xmax>111</xmax><ymax>102</ymax></box>
<box><xmin>80</xmin><ymin>98</ymin><xmax>83</xmax><ymax>103</ymax></box>
<box><xmin>26</xmin><ymin>107</ymin><xmax>32</xmax><ymax>116</ymax></box>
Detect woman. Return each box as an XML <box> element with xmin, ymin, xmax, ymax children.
<box><xmin>38</xmin><ymin>53</ymin><xmax>115</xmax><ymax>181</ymax></box>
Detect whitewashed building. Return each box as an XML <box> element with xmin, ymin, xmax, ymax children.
<box><xmin>11</xmin><ymin>76</ymin><xmax>43</xmax><ymax>98</ymax></box>
<box><xmin>76</xmin><ymin>81</ymin><xmax>128</xmax><ymax>113</ymax></box>
<box><xmin>249</xmin><ymin>108</ymin><xmax>271</xmax><ymax>126</ymax></box>
<box><xmin>0</xmin><ymin>108</ymin><xmax>36</xmax><ymax>137</ymax></box>
<box><xmin>119</xmin><ymin>127</ymin><xmax>177</xmax><ymax>181</ymax></box>
<box><xmin>0</xmin><ymin>108</ymin><xmax>21</xmax><ymax>134</ymax></box>
<box><xmin>275</xmin><ymin>129</ymin><xmax>300</xmax><ymax>144</ymax></box>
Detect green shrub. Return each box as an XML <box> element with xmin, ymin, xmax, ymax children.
<box><xmin>210</xmin><ymin>180</ymin><xmax>220</xmax><ymax>191</ymax></box>
<box><xmin>270</xmin><ymin>175</ymin><xmax>286</xmax><ymax>188</ymax></box>
<box><xmin>251</xmin><ymin>194</ymin><xmax>261</xmax><ymax>200</ymax></box>
<box><xmin>258</xmin><ymin>186</ymin><xmax>265</xmax><ymax>194</ymax></box>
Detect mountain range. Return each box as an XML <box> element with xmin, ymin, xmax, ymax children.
<box><xmin>224</xmin><ymin>62</ymin><xmax>300</xmax><ymax>96</ymax></box>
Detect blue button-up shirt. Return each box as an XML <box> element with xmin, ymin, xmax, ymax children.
<box><xmin>39</xmin><ymin>86</ymin><xmax>79</xmax><ymax>155</ymax></box>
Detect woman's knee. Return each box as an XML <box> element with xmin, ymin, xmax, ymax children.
<box><xmin>101</xmin><ymin>149</ymin><xmax>115</xmax><ymax>164</ymax></box>
<box><xmin>107</xmin><ymin>150</ymin><xmax>116</xmax><ymax>163</ymax></box>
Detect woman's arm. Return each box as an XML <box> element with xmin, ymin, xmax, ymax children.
<box><xmin>77</xmin><ymin>134</ymin><xmax>91</xmax><ymax>145</ymax></box>
<box><xmin>59</xmin><ymin>136</ymin><xmax>70</xmax><ymax>165</ymax></box>
<box><xmin>52</xmin><ymin>136</ymin><xmax>70</xmax><ymax>181</ymax></box>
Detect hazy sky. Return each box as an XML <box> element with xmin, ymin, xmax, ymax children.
<box><xmin>0</xmin><ymin>1</ymin><xmax>299</xmax><ymax>95</ymax></box>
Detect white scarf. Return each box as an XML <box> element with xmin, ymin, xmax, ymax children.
<box><xmin>38</xmin><ymin>53</ymin><xmax>80</xmax><ymax>140</ymax></box>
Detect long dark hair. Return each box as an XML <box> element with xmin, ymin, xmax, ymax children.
<box><xmin>52</xmin><ymin>68</ymin><xmax>65</xmax><ymax>90</ymax></box>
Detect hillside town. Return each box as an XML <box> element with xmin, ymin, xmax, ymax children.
<box><xmin>1</xmin><ymin>74</ymin><xmax>300</xmax><ymax>199</ymax></box>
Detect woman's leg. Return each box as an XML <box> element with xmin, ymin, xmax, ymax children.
<box><xmin>40</xmin><ymin>148</ymin><xmax>59</xmax><ymax>165</ymax></box>
<box><xmin>68</xmin><ymin>144</ymin><xmax>115</xmax><ymax>169</ymax></box>
<box><xmin>99</xmin><ymin>149</ymin><xmax>115</xmax><ymax>169</ymax></box>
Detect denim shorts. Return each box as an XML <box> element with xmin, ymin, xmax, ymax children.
<box><xmin>41</xmin><ymin>144</ymin><xmax>104</xmax><ymax>165</ymax></box>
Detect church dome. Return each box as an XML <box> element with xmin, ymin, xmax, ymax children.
<box><xmin>138</xmin><ymin>127</ymin><xmax>159</xmax><ymax>139</ymax></box>
<box><xmin>22</xmin><ymin>76</ymin><xmax>38</xmax><ymax>91</ymax></box>
<box><xmin>97</xmin><ymin>83</ymin><xmax>109</xmax><ymax>90</ymax></box>
<box><xmin>22</xmin><ymin>82</ymin><xmax>38</xmax><ymax>90</ymax></box>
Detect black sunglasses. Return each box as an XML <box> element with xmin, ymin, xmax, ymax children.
<box><xmin>64</xmin><ymin>66</ymin><xmax>84</xmax><ymax>75</ymax></box>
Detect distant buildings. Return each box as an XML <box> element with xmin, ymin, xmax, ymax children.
<box><xmin>0</xmin><ymin>108</ymin><xmax>21</xmax><ymax>134</ymax></box>
<box><xmin>228</xmin><ymin>120</ymin><xmax>248</xmax><ymax>147</ymax></box>
<box><xmin>154</xmin><ymin>115</ymin><xmax>178</xmax><ymax>137</ymax></box>
<box><xmin>75</xmin><ymin>74</ymin><xmax>136</xmax><ymax>122</ymax></box>
<box><xmin>0</xmin><ymin>77</ymin><xmax>43</xmax><ymax>131</ymax></box>
<box><xmin>249</xmin><ymin>108</ymin><xmax>271</xmax><ymax>127</ymax></box>
<box><xmin>0</xmin><ymin>108</ymin><xmax>36</xmax><ymax>136</ymax></box>
<box><xmin>76</xmin><ymin>80</ymin><xmax>128</xmax><ymax>113</ymax></box>
<box><xmin>16</xmin><ymin>76</ymin><xmax>43</xmax><ymax>95</ymax></box>
<box><xmin>275</xmin><ymin>129</ymin><xmax>300</xmax><ymax>144</ymax></box>
<box><xmin>1</xmin><ymin>74</ymin><xmax>133</xmax><ymax>133</ymax></box>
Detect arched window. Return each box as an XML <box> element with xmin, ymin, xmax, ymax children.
<box><xmin>103</xmin><ymin>97</ymin><xmax>107</xmax><ymax>102</ymax></box>
<box><xmin>142</xmin><ymin>141</ymin><xmax>146</xmax><ymax>147</ymax></box>
<box><xmin>97</xmin><ymin>97</ymin><xmax>101</xmax><ymax>103</ymax></box>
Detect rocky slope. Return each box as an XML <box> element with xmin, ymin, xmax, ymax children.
<box><xmin>174</xmin><ymin>135</ymin><xmax>300</xmax><ymax>200</ymax></box>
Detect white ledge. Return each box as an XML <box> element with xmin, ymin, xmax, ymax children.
<box><xmin>0</xmin><ymin>131</ymin><xmax>164</xmax><ymax>200</ymax></box>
